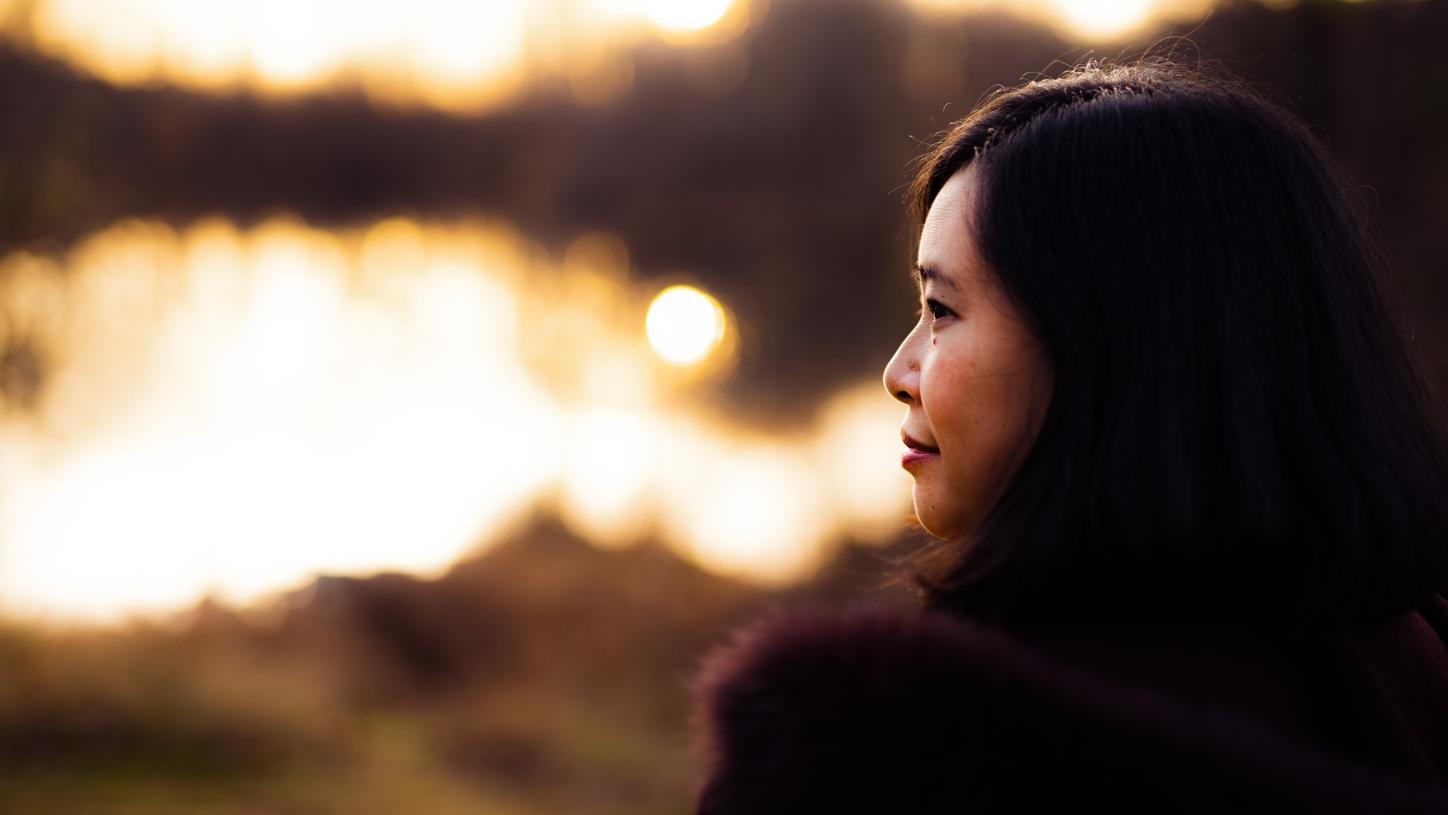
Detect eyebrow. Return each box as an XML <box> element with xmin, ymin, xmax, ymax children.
<box><xmin>913</xmin><ymin>262</ymin><xmax>959</xmax><ymax>292</ymax></box>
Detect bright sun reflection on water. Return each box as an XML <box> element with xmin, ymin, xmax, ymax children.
<box><xmin>909</xmin><ymin>0</ymin><xmax>1211</xmax><ymax>41</ymax></box>
<box><xmin>645</xmin><ymin>285</ymin><xmax>728</xmax><ymax>366</ymax></box>
<box><xmin>7</xmin><ymin>0</ymin><xmax>754</xmax><ymax>111</ymax></box>
<box><xmin>0</xmin><ymin>0</ymin><xmax>1238</xmax><ymax>110</ymax></box>
<box><xmin>0</xmin><ymin>217</ymin><xmax>911</xmax><ymax>623</ymax></box>
<box><xmin>630</xmin><ymin>0</ymin><xmax>737</xmax><ymax>32</ymax></box>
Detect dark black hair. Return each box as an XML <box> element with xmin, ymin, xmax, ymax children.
<box><xmin>891</xmin><ymin>57</ymin><xmax>1448</xmax><ymax>632</ymax></box>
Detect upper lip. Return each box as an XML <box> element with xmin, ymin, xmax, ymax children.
<box><xmin>901</xmin><ymin>430</ymin><xmax>940</xmax><ymax>453</ymax></box>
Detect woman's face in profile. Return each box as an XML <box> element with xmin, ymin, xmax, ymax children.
<box><xmin>884</xmin><ymin>164</ymin><xmax>1054</xmax><ymax>540</ymax></box>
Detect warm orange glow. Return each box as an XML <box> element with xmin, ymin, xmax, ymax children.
<box><xmin>26</xmin><ymin>0</ymin><xmax>535</xmax><ymax>107</ymax></box>
<box><xmin>0</xmin><ymin>216</ymin><xmax>909</xmax><ymax>622</ymax></box>
<box><xmin>646</xmin><ymin>285</ymin><xmax>727</xmax><ymax>366</ymax></box>
<box><xmin>1047</xmin><ymin>0</ymin><xmax>1158</xmax><ymax>38</ymax></box>
<box><xmin>587</xmin><ymin>0</ymin><xmax>748</xmax><ymax>39</ymax></box>
<box><xmin>657</xmin><ymin>434</ymin><xmax>833</xmax><ymax>585</ymax></box>
<box><xmin>908</xmin><ymin>0</ymin><xmax>1211</xmax><ymax>41</ymax></box>
<box><xmin>639</xmin><ymin>0</ymin><xmax>736</xmax><ymax>32</ymax></box>
<box><xmin>4</xmin><ymin>0</ymin><xmax>1236</xmax><ymax>106</ymax></box>
<box><xmin>6</xmin><ymin>0</ymin><xmax>757</xmax><ymax>112</ymax></box>
<box><xmin>558</xmin><ymin>407</ymin><xmax>657</xmax><ymax>547</ymax></box>
<box><xmin>0</xmin><ymin>218</ymin><xmax>556</xmax><ymax>620</ymax></box>
<box><xmin>812</xmin><ymin>383</ymin><xmax>916</xmax><ymax>540</ymax></box>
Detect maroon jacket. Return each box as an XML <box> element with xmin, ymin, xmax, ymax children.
<box><xmin>689</xmin><ymin>596</ymin><xmax>1448</xmax><ymax>813</ymax></box>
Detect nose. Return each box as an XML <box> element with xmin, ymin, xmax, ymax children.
<box><xmin>883</xmin><ymin>323</ymin><xmax>922</xmax><ymax>405</ymax></box>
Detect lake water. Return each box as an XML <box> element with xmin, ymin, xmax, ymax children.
<box><xmin>0</xmin><ymin>216</ymin><xmax>910</xmax><ymax>622</ymax></box>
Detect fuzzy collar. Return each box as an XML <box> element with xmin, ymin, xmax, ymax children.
<box><xmin>689</xmin><ymin>601</ymin><xmax>1448</xmax><ymax>814</ymax></box>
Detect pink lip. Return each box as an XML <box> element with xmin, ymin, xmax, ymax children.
<box><xmin>901</xmin><ymin>447</ymin><xmax>939</xmax><ymax>469</ymax></box>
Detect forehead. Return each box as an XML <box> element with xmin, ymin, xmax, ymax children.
<box><xmin>917</xmin><ymin>165</ymin><xmax>984</xmax><ymax>288</ymax></box>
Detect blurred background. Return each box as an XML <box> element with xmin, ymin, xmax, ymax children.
<box><xmin>0</xmin><ymin>0</ymin><xmax>1444</xmax><ymax>812</ymax></box>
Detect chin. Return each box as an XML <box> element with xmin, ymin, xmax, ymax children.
<box><xmin>911</xmin><ymin>489</ymin><xmax>967</xmax><ymax>540</ymax></box>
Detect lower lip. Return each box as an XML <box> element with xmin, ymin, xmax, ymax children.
<box><xmin>901</xmin><ymin>448</ymin><xmax>939</xmax><ymax>469</ymax></box>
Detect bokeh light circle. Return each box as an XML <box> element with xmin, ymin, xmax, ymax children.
<box><xmin>640</xmin><ymin>0</ymin><xmax>734</xmax><ymax>32</ymax></box>
<box><xmin>645</xmin><ymin>285</ymin><xmax>726</xmax><ymax>366</ymax></box>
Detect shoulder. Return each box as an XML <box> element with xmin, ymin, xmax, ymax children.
<box><xmin>688</xmin><ymin>601</ymin><xmax>1448</xmax><ymax>814</ymax></box>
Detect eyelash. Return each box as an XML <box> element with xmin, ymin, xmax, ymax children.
<box><xmin>923</xmin><ymin>298</ymin><xmax>953</xmax><ymax>322</ymax></box>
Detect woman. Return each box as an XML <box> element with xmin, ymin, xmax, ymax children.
<box><xmin>689</xmin><ymin>58</ymin><xmax>1448</xmax><ymax>812</ymax></box>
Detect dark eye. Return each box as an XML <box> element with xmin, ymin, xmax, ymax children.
<box><xmin>925</xmin><ymin>298</ymin><xmax>953</xmax><ymax>322</ymax></box>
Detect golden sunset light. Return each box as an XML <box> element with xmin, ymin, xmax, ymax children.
<box><xmin>0</xmin><ymin>217</ymin><xmax>910</xmax><ymax>623</ymax></box>
<box><xmin>4</xmin><ymin>0</ymin><xmax>751</xmax><ymax>111</ymax></box>
<box><xmin>0</xmin><ymin>0</ymin><xmax>1265</xmax><ymax>110</ymax></box>
<box><xmin>1046</xmin><ymin>0</ymin><xmax>1162</xmax><ymax>38</ymax></box>
<box><xmin>631</xmin><ymin>0</ymin><xmax>738</xmax><ymax>32</ymax></box>
<box><xmin>645</xmin><ymin>284</ymin><xmax>728</xmax><ymax>366</ymax></box>
<box><xmin>908</xmin><ymin>0</ymin><xmax>1212</xmax><ymax>40</ymax></box>
<box><xmin>3</xmin><ymin>0</ymin><xmax>1442</xmax><ymax>809</ymax></box>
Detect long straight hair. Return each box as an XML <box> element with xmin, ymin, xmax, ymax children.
<box><xmin>893</xmin><ymin>58</ymin><xmax>1448</xmax><ymax>631</ymax></box>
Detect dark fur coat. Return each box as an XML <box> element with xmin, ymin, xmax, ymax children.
<box><xmin>689</xmin><ymin>598</ymin><xmax>1448</xmax><ymax>813</ymax></box>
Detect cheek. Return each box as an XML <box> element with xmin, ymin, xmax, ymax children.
<box><xmin>918</xmin><ymin>346</ymin><xmax>976</xmax><ymax>440</ymax></box>
<box><xmin>919</xmin><ymin>339</ymin><xmax>1041</xmax><ymax>505</ymax></box>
